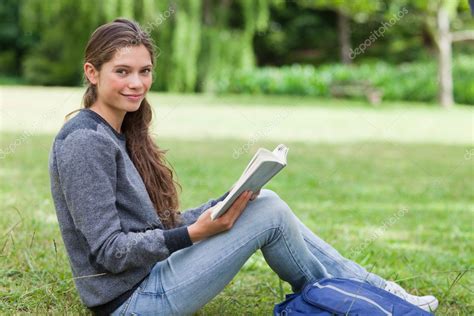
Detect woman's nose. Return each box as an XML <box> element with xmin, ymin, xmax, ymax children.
<box><xmin>128</xmin><ymin>73</ymin><xmax>143</xmax><ymax>89</ymax></box>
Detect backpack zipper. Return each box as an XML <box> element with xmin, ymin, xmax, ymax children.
<box><xmin>311</xmin><ymin>282</ymin><xmax>393</xmax><ymax>316</ymax></box>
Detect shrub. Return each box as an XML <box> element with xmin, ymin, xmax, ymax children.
<box><xmin>219</xmin><ymin>56</ymin><xmax>473</xmax><ymax>105</ymax></box>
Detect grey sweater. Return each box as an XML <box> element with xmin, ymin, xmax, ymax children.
<box><xmin>48</xmin><ymin>109</ymin><xmax>228</xmax><ymax>310</ymax></box>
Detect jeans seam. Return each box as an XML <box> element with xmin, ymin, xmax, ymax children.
<box><xmin>164</xmin><ymin>227</ymin><xmax>277</xmax><ymax>295</ymax></box>
<box><xmin>140</xmin><ymin>224</ymin><xmax>321</xmax><ymax>298</ymax></box>
<box><xmin>139</xmin><ymin>267</ymin><xmax>165</xmax><ymax>296</ymax></box>
<box><xmin>162</xmin><ymin>224</ymin><xmax>313</xmax><ymax>296</ymax></box>
<box><xmin>136</xmin><ymin>227</ymin><xmax>278</xmax><ymax>297</ymax></box>
<box><xmin>277</xmin><ymin>227</ymin><xmax>317</xmax><ymax>282</ymax></box>
<box><xmin>303</xmin><ymin>236</ymin><xmax>367</xmax><ymax>280</ymax></box>
<box><xmin>137</xmin><ymin>276</ymin><xmax>149</xmax><ymax>293</ymax></box>
<box><xmin>119</xmin><ymin>291</ymin><xmax>135</xmax><ymax>316</ymax></box>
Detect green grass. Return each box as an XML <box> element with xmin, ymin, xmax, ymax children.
<box><xmin>1</xmin><ymin>86</ymin><xmax>472</xmax><ymax>144</ymax></box>
<box><xmin>0</xmin><ymin>133</ymin><xmax>472</xmax><ymax>314</ymax></box>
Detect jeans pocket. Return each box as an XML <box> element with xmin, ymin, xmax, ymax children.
<box><xmin>110</xmin><ymin>291</ymin><xmax>136</xmax><ymax>316</ymax></box>
<box><xmin>138</xmin><ymin>264</ymin><xmax>166</xmax><ymax>295</ymax></box>
<box><xmin>129</xmin><ymin>292</ymin><xmax>168</xmax><ymax>315</ymax></box>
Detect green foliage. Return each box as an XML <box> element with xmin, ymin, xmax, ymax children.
<box><xmin>2</xmin><ymin>0</ymin><xmax>473</xmax><ymax>101</ymax></box>
<box><xmin>219</xmin><ymin>56</ymin><xmax>474</xmax><ymax>105</ymax></box>
<box><xmin>8</xmin><ymin>0</ymin><xmax>277</xmax><ymax>91</ymax></box>
<box><xmin>0</xmin><ymin>51</ymin><xmax>16</xmax><ymax>74</ymax></box>
<box><xmin>149</xmin><ymin>1</ymin><xmax>175</xmax><ymax>91</ymax></box>
<box><xmin>452</xmin><ymin>55</ymin><xmax>474</xmax><ymax>105</ymax></box>
<box><xmin>298</xmin><ymin>0</ymin><xmax>382</xmax><ymax>21</ymax></box>
<box><xmin>19</xmin><ymin>0</ymin><xmax>110</xmax><ymax>86</ymax></box>
<box><xmin>0</xmin><ymin>75</ymin><xmax>24</xmax><ymax>85</ymax></box>
<box><xmin>0</xmin><ymin>0</ymin><xmax>28</xmax><ymax>76</ymax></box>
<box><xmin>169</xmin><ymin>0</ymin><xmax>201</xmax><ymax>92</ymax></box>
<box><xmin>196</xmin><ymin>0</ymin><xmax>279</xmax><ymax>92</ymax></box>
<box><xmin>22</xmin><ymin>24</ymin><xmax>83</xmax><ymax>86</ymax></box>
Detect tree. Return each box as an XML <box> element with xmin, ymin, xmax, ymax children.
<box><xmin>418</xmin><ymin>0</ymin><xmax>474</xmax><ymax>107</ymax></box>
<box><xmin>16</xmin><ymin>0</ymin><xmax>277</xmax><ymax>92</ymax></box>
<box><xmin>297</xmin><ymin>0</ymin><xmax>381</xmax><ymax>64</ymax></box>
<box><xmin>196</xmin><ymin>0</ymin><xmax>276</xmax><ymax>92</ymax></box>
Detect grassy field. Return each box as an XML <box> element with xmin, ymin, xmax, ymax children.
<box><xmin>1</xmin><ymin>86</ymin><xmax>472</xmax><ymax>144</ymax></box>
<box><xmin>0</xmin><ymin>90</ymin><xmax>473</xmax><ymax>314</ymax></box>
<box><xmin>1</xmin><ymin>136</ymin><xmax>472</xmax><ymax>314</ymax></box>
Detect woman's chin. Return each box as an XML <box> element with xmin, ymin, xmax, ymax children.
<box><xmin>123</xmin><ymin>101</ymin><xmax>143</xmax><ymax>113</ymax></box>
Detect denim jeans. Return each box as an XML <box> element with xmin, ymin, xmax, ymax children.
<box><xmin>111</xmin><ymin>189</ymin><xmax>386</xmax><ymax>315</ymax></box>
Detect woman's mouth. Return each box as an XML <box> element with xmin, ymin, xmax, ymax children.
<box><xmin>121</xmin><ymin>93</ymin><xmax>143</xmax><ymax>101</ymax></box>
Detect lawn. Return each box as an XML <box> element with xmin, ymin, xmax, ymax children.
<box><xmin>0</xmin><ymin>89</ymin><xmax>473</xmax><ymax>314</ymax></box>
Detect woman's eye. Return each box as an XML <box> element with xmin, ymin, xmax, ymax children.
<box><xmin>116</xmin><ymin>69</ymin><xmax>151</xmax><ymax>76</ymax></box>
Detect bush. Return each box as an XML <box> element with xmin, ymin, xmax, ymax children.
<box><xmin>218</xmin><ymin>56</ymin><xmax>474</xmax><ymax>105</ymax></box>
<box><xmin>452</xmin><ymin>55</ymin><xmax>474</xmax><ymax>105</ymax></box>
<box><xmin>23</xmin><ymin>49</ymin><xmax>82</xmax><ymax>87</ymax></box>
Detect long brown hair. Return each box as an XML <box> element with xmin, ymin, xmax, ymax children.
<box><xmin>79</xmin><ymin>18</ymin><xmax>182</xmax><ymax>229</ymax></box>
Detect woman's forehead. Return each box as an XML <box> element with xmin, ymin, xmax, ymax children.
<box><xmin>110</xmin><ymin>45</ymin><xmax>152</xmax><ymax>67</ymax></box>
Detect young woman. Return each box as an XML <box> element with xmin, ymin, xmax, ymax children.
<box><xmin>49</xmin><ymin>18</ymin><xmax>438</xmax><ymax>315</ymax></box>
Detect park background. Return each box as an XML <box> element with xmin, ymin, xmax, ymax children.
<box><xmin>0</xmin><ymin>0</ymin><xmax>473</xmax><ymax>314</ymax></box>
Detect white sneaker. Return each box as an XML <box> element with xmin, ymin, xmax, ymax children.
<box><xmin>384</xmin><ymin>281</ymin><xmax>438</xmax><ymax>312</ymax></box>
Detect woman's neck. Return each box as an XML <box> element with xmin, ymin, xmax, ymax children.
<box><xmin>89</xmin><ymin>103</ymin><xmax>126</xmax><ymax>134</ymax></box>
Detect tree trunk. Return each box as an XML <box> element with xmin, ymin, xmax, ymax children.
<box><xmin>437</xmin><ymin>6</ymin><xmax>454</xmax><ymax>108</ymax></box>
<box><xmin>203</xmin><ymin>0</ymin><xmax>212</xmax><ymax>25</ymax></box>
<box><xmin>337</xmin><ymin>10</ymin><xmax>351</xmax><ymax>64</ymax></box>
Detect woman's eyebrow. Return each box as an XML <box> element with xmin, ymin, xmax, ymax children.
<box><xmin>113</xmin><ymin>64</ymin><xmax>153</xmax><ymax>68</ymax></box>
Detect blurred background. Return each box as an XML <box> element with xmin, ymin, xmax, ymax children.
<box><xmin>0</xmin><ymin>0</ymin><xmax>473</xmax><ymax>106</ymax></box>
<box><xmin>0</xmin><ymin>1</ymin><xmax>473</xmax><ymax>315</ymax></box>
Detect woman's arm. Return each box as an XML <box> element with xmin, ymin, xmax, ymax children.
<box><xmin>180</xmin><ymin>189</ymin><xmax>260</xmax><ymax>226</ymax></box>
<box><xmin>54</xmin><ymin>130</ymin><xmax>192</xmax><ymax>274</ymax></box>
<box><xmin>187</xmin><ymin>191</ymin><xmax>253</xmax><ymax>242</ymax></box>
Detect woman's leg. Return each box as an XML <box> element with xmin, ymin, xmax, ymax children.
<box><xmin>257</xmin><ymin>189</ymin><xmax>386</xmax><ymax>288</ymax></box>
<box><xmin>292</xmin><ymin>205</ymin><xmax>441</xmax><ymax>312</ymax></box>
<box><xmin>114</xmin><ymin>189</ymin><xmax>331</xmax><ymax>315</ymax></box>
<box><xmin>294</xmin><ymin>212</ymin><xmax>386</xmax><ymax>288</ymax></box>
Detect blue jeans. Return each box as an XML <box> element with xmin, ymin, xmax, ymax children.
<box><xmin>111</xmin><ymin>189</ymin><xmax>386</xmax><ymax>315</ymax></box>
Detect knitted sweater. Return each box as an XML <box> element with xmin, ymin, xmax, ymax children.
<box><xmin>48</xmin><ymin>108</ymin><xmax>228</xmax><ymax>313</ymax></box>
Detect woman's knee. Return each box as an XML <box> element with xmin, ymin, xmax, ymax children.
<box><xmin>253</xmin><ymin>189</ymin><xmax>293</xmax><ymax>222</ymax></box>
<box><xmin>259</xmin><ymin>189</ymin><xmax>280</xmax><ymax>200</ymax></box>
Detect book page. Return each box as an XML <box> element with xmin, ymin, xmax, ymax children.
<box><xmin>211</xmin><ymin>144</ymin><xmax>288</xmax><ymax>220</ymax></box>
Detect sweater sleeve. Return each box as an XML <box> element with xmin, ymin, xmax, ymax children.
<box><xmin>55</xmin><ymin>130</ymin><xmax>191</xmax><ymax>274</ymax></box>
<box><xmin>180</xmin><ymin>191</ymin><xmax>230</xmax><ymax>226</ymax></box>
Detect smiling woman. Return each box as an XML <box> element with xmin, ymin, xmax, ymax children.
<box><xmin>77</xmin><ymin>18</ymin><xmax>182</xmax><ymax>230</ymax></box>
<box><xmin>83</xmin><ymin>45</ymin><xmax>153</xmax><ymax>121</ymax></box>
<box><xmin>48</xmin><ymin>18</ymin><xmax>439</xmax><ymax>316</ymax></box>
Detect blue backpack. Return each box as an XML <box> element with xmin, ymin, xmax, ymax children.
<box><xmin>274</xmin><ymin>278</ymin><xmax>434</xmax><ymax>315</ymax></box>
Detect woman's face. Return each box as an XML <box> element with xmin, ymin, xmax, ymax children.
<box><xmin>90</xmin><ymin>44</ymin><xmax>153</xmax><ymax>113</ymax></box>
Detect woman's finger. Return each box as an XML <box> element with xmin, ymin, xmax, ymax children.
<box><xmin>250</xmin><ymin>189</ymin><xmax>260</xmax><ymax>201</ymax></box>
<box><xmin>228</xmin><ymin>191</ymin><xmax>251</xmax><ymax>220</ymax></box>
<box><xmin>232</xmin><ymin>191</ymin><xmax>250</xmax><ymax>210</ymax></box>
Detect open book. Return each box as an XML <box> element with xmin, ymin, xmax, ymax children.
<box><xmin>210</xmin><ymin>144</ymin><xmax>289</xmax><ymax>220</ymax></box>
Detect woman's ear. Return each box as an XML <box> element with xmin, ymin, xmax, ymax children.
<box><xmin>84</xmin><ymin>62</ymin><xmax>98</xmax><ymax>85</ymax></box>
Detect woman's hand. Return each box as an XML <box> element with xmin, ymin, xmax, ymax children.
<box><xmin>249</xmin><ymin>189</ymin><xmax>260</xmax><ymax>201</ymax></box>
<box><xmin>229</xmin><ymin>183</ymin><xmax>260</xmax><ymax>201</ymax></box>
<box><xmin>187</xmin><ymin>191</ymin><xmax>253</xmax><ymax>243</ymax></box>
